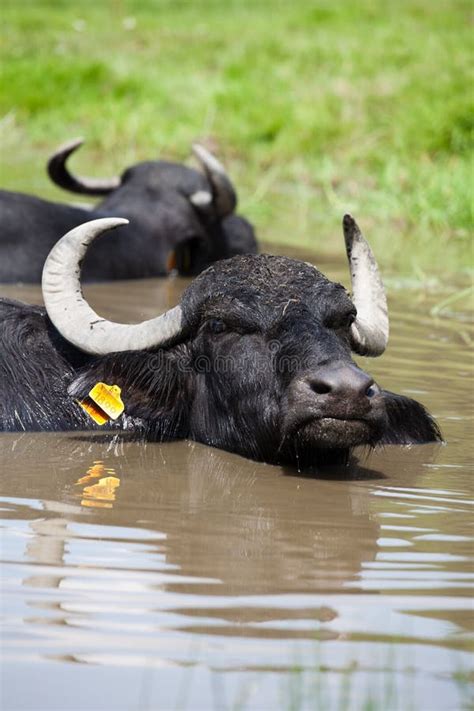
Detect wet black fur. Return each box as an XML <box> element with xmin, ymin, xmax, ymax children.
<box><xmin>0</xmin><ymin>255</ymin><xmax>442</xmax><ymax>467</ymax></box>
<box><xmin>0</xmin><ymin>160</ymin><xmax>257</xmax><ymax>282</ymax></box>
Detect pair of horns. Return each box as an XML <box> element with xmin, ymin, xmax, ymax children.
<box><xmin>42</xmin><ymin>216</ymin><xmax>388</xmax><ymax>358</ymax></box>
<box><xmin>47</xmin><ymin>138</ymin><xmax>236</xmax><ymax>218</ymax></box>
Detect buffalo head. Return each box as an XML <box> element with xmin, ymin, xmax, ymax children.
<box><xmin>40</xmin><ymin>215</ymin><xmax>441</xmax><ymax>469</ymax></box>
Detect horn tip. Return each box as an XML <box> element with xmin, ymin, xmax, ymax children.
<box><xmin>55</xmin><ymin>136</ymin><xmax>85</xmax><ymax>154</ymax></box>
<box><xmin>96</xmin><ymin>216</ymin><xmax>129</xmax><ymax>230</ymax></box>
<box><xmin>192</xmin><ymin>142</ymin><xmax>220</xmax><ymax>165</ymax></box>
<box><xmin>191</xmin><ymin>142</ymin><xmax>206</xmax><ymax>158</ymax></box>
<box><xmin>69</xmin><ymin>136</ymin><xmax>85</xmax><ymax>146</ymax></box>
<box><xmin>342</xmin><ymin>213</ymin><xmax>362</xmax><ymax>246</ymax></box>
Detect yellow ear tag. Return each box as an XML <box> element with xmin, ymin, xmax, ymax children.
<box><xmin>78</xmin><ymin>383</ymin><xmax>124</xmax><ymax>426</ymax></box>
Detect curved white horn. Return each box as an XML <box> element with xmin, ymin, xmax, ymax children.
<box><xmin>192</xmin><ymin>143</ymin><xmax>237</xmax><ymax>218</ymax></box>
<box><xmin>343</xmin><ymin>214</ymin><xmax>389</xmax><ymax>357</ymax></box>
<box><xmin>47</xmin><ymin>138</ymin><xmax>121</xmax><ymax>196</ymax></box>
<box><xmin>42</xmin><ymin>218</ymin><xmax>184</xmax><ymax>355</ymax></box>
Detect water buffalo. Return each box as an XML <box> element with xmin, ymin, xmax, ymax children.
<box><xmin>0</xmin><ymin>215</ymin><xmax>441</xmax><ymax>468</ymax></box>
<box><xmin>0</xmin><ymin>139</ymin><xmax>257</xmax><ymax>283</ymax></box>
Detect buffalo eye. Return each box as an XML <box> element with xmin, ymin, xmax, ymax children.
<box><xmin>207</xmin><ymin>319</ymin><xmax>227</xmax><ymax>334</ymax></box>
<box><xmin>344</xmin><ymin>311</ymin><xmax>356</xmax><ymax>328</ymax></box>
<box><xmin>325</xmin><ymin>309</ymin><xmax>356</xmax><ymax>330</ymax></box>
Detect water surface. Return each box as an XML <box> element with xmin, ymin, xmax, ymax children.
<box><xmin>1</xmin><ymin>254</ymin><xmax>473</xmax><ymax>710</ymax></box>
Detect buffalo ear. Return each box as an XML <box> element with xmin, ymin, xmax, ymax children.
<box><xmin>67</xmin><ymin>348</ymin><xmax>192</xmax><ymax>437</ymax></box>
<box><xmin>68</xmin><ymin>352</ymin><xmax>151</xmax><ymax>417</ymax></box>
<box><xmin>379</xmin><ymin>391</ymin><xmax>443</xmax><ymax>445</ymax></box>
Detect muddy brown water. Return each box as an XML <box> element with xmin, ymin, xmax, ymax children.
<box><xmin>1</xmin><ymin>251</ymin><xmax>473</xmax><ymax>711</ymax></box>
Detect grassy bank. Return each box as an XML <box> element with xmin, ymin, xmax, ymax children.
<box><xmin>1</xmin><ymin>0</ymin><xmax>472</xmax><ymax>274</ymax></box>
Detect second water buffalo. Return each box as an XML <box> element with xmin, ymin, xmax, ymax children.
<box><xmin>0</xmin><ymin>139</ymin><xmax>257</xmax><ymax>282</ymax></box>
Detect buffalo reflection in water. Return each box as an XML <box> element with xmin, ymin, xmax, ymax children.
<box><xmin>1</xmin><ymin>432</ymin><xmax>384</xmax><ymax>636</ymax></box>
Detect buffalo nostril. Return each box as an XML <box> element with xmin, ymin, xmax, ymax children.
<box><xmin>310</xmin><ymin>380</ymin><xmax>332</xmax><ymax>395</ymax></box>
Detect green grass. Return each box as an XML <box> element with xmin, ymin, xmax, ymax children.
<box><xmin>1</xmin><ymin>0</ymin><xmax>472</xmax><ymax>274</ymax></box>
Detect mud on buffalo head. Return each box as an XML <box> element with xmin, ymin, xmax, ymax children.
<box><xmin>38</xmin><ymin>215</ymin><xmax>442</xmax><ymax>468</ymax></box>
<box><xmin>47</xmin><ymin>138</ymin><xmax>257</xmax><ymax>276</ymax></box>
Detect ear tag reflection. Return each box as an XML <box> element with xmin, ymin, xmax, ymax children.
<box><xmin>78</xmin><ymin>382</ymin><xmax>124</xmax><ymax>425</ymax></box>
<box><xmin>76</xmin><ymin>461</ymin><xmax>120</xmax><ymax>509</ymax></box>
